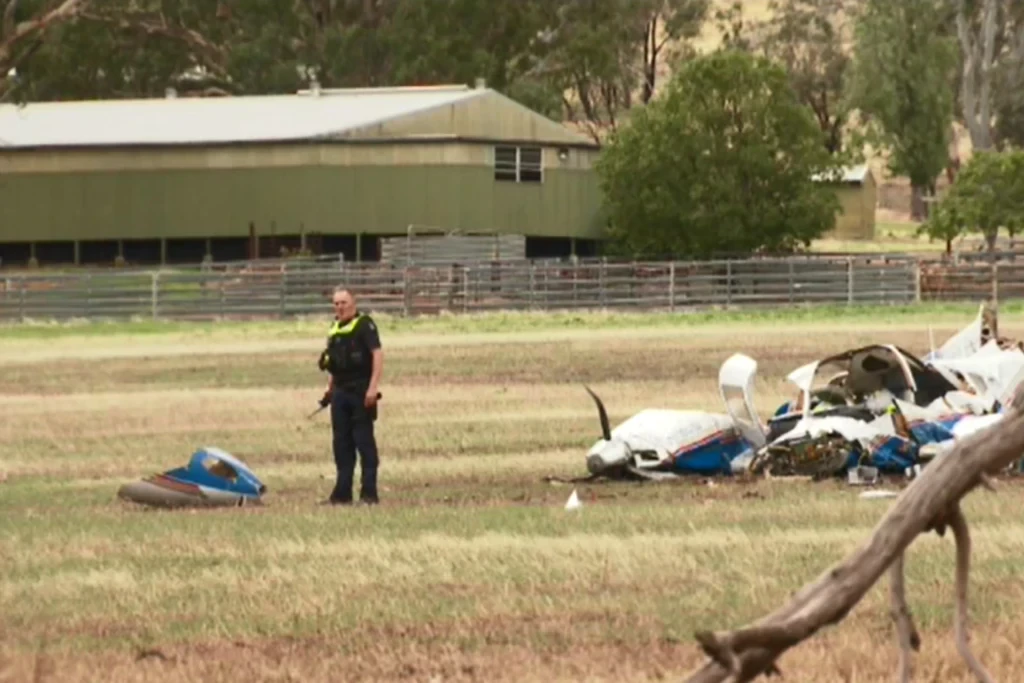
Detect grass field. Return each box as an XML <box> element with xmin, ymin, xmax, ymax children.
<box><xmin>3</xmin><ymin>305</ymin><xmax>1024</xmax><ymax>682</ymax></box>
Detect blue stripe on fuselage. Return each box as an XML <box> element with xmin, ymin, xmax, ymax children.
<box><xmin>668</xmin><ymin>429</ymin><xmax>751</xmax><ymax>476</ymax></box>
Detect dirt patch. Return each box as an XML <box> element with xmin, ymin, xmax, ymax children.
<box><xmin>6</xmin><ymin>615</ymin><xmax>1024</xmax><ymax>683</ymax></box>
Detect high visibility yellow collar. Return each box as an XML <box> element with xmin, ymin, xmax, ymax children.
<box><xmin>329</xmin><ymin>313</ymin><xmax>363</xmax><ymax>335</ymax></box>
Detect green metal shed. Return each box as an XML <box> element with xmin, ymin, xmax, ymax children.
<box><xmin>0</xmin><ymin>83</ymin><xmax>604</xmax><ymax>266</ymax></box>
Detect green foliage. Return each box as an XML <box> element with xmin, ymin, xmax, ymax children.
<box><xmin>6</xmin><ymin>1</ymin><xmax>568</xmax><ymax>101</ymax></box>
<box><xmin>712</xmin><ymin>1</ymin><xmax>753</xmax><ymax>51</ymax></box>
<box><xmin>3</xmin><ymin>1</ymin><xmax>718</xmax><ymax>132</ymax></box>
<box><xmin>845</xmin><ymin>0</ymin><xmax>958</xmax><ymax>189</ymax></box>
<box><xmin>923</xmin><ymin>148</ymin><xmax>1024</xmax><ymax>249</ymax></box>
<box><xmin>595</xmin><ymin>49</ymin><xmax>843</xmax><ymax>259</ymax></box>
<box><xmin>993</xmin><ymin>54</ymin><xmax>1024</xmax><ymax>147</ymax></box>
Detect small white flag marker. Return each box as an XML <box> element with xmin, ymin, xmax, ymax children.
<box><xmin>565</xmin><ymin>489</ymin><xmax>581</xmax><ymax>510</ymax></box>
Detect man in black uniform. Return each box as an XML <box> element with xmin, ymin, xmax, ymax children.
<box><xmin>317</xmin><ymin>287</ymin><xmax>384</xmax><ymax>505</ymax></box>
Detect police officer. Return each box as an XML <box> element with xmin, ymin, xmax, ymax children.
<box><xmin>317</xmin><ymin>286</ymin><xmax>384</xmax><ymax>505</ymax></box>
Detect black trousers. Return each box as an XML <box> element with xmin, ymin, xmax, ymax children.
<box><xmin>329</xmin><ymin>386</ymin><xmax>379</xmax><ymax>502</ymax></box>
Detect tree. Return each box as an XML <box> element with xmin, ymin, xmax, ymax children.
<box><xmin>993</xmin><ymin>55</ymin><xmax>1024</xmax><ymax>145</ymax></box>
<box><xmin>383</xmin><ymin>0</ymin><xmax>565</xmax><ymax>117</ymax></box>
<box><xmin>748</xmin><ymin>0</ymin><xmax>857</xmax><ymax>156</ymax></box>
<box><xmin>538</xmin><ymin>0</ymin><xmax>710</xmax><ymax>141</ymax></box>
<box><xmin>845</xmin><ymin>0</ymin><xmax>960</xmax><ymax>220</ymax></box>
<box><xmin>0</xmin><ymin>0</ymin><xmax>88</xmax><ymax>101</ymax></box>
<box><xmin>711</xmin><ymin>0</ymin><xmax>752</xmax><ymax>51</ymax></box>
<box><xmin>951</xmin><ymin>0</ymin><xmax>1024</xmax><ymax>151</ymax></box>
<box><xmin>595</xmin><ymin>49</ymin><xmax>844</xmax><ymax>259</ymax></box>
<box><xmin>991</xmin><ymin>3</ymin><xmax>1024</xmax><ymax>146</ymax></box>
<box><xmin>922</xmin><ymin>147</ymin><xmax>1024</xmax><ymax>251</ymax></box>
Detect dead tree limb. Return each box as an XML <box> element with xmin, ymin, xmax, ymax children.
<box><xmin>949</xmin><ymin>505</ymin><xmax>994</xmax><ymax>683</ymax></box>
<box><xmin>889</xmin><ymin>551</ymin><xmax>920</xmax><ymax>683</ymax></box>
<box><xmin>0</xmin><ymin>0</ymin><xmax>87</xmax><ymax>97</ymax></box>
<box><xmin>683</xmin><ymin>395</ymin><xmax>1024</xmax><ymax>683</ymax></box>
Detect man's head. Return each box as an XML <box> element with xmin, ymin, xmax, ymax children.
<box><xmin>332</xmin><ymin>287</ymin><xmax>357</xmax><ymax>322</ymax></box>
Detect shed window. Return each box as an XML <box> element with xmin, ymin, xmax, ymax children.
<box><xmin>494</xmin><ymin>145</ymin><xmax>543</xmax><ymax>183</ymax></box>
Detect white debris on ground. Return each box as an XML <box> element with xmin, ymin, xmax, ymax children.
<box><xmin>860</xmin><ymin>490</ymin><xmax>900</xmax><ymax>500</ymax></box>
<box><xmin>573</xmin><ymin>302</ymin><xmax>1024</xmax><ymax>486</ymax></box>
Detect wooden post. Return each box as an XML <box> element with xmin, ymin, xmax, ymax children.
<box><xmin>914</xmin><ymin>259</ymin><xmax>923</xmax><ymax>303</ymax></box>
<box><xmin>669</xmin><ymin>262</ymin><xmax>676</xmax><ymax>312</ymax></box>
<box><xmin>992</xmin><ymin>262</ymin><xmax>999</xmax><ymax>306</ymax></box>
<box><xmin>846</xmin><ymin>257</ymin><xmax>854</xmax><ymax>305</ymax></box>
<box><xmin>151</xmin><ymin>272</ymin><xmax>159</xmax><ymax>319</ymax></box>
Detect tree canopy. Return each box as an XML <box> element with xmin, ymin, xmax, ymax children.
<box><xmin>595</xmin><ymin>49</ymin><xmax>844</xmax><ymax>259</ymax></box>
<box><xmin>2</xmin><ymin>0</ymin><xmax>1022</xmax><ymax>258</ymax></box>
<box><xmin>923</xmin><ymin>147</ymin><xmax>1024</xmax><ymax>251</ymax></box>
<box><xmin>844</xmin><ymin>0</ymin><xmax>959</xmax><ymax>220</ymax></box>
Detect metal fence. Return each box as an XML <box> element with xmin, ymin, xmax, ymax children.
<box><xmin>1</xmin><ymin>255</ymin><xmax>1021</xmax><ymax>322</ymax></box>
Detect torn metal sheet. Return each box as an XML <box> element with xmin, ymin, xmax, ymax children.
<box><xmin>581</xmin><ymin>389</ymin><xmax>752</xmax><ymax>480</ymax></box>
<box><xmin>562</xmin><ymin>303</ymin><xmax>1021</xmax><ymax>484</ymax></box>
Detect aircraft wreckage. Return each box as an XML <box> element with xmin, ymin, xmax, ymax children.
<box><xmin>573</xmin><ymin>304</ymin><xmax>1024</xmax><ymax>483</ymax></box>
<box><xmin>117</xmin><ymin>447</ymin><xmax>267</xmax><ymax>508</ymax></box>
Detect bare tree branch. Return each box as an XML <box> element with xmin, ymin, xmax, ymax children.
<box><xmin>949</xmin><ymin>505</ymin><xmax>994</xmax><ymax>683</ymax></box>
<box><xmin>888</xmin><ymin>552</ymin><xmax>920</xmax><ymax>683</ymax></box>
<box><xmin>2</xmin><ymin>0</ymin><xmax>19</xmax><ymax>40</ymax></box>
<box><xmin>0</xmin><ymin>0</ymin><xmax>88</xmax><ymax>96</ymax></box>
<box><xmin>683</xmin><ymin>386</ymin><xmax>1024</xmax><ymax>683</ymax></box>
<box><xmin>78</xmin><ymin>9</ymin><xmax>229</xmax><ymax>80</ymax></box>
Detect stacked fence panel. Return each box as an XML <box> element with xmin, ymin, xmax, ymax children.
<box><xmin>996</xmin><ymin>264</ymin><xmax>1024</xmax><ymax>301</ymax></box>
<box><xmin>918</xmin><ymin>263</ymin><xmax>995</xmax><ymax>302</ymax></box>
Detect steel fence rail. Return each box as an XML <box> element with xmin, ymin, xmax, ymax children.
<box><xmin>0</xmin><ymin>256</ymin><xmax>1017</xmax><ymax>322</ymax></box>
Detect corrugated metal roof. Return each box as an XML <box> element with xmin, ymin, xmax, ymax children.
<box><xmin>0</xmin><ymin>85</ymin><xmax>486</xmax><ymax>149</ymax></box>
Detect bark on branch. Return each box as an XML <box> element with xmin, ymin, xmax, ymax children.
<box><xmin>0</xmin><ymin>0</ymin><xmax>87</xmax><ymax>96</ymax></box>
<box><xmin>956</xmin><ymin>0</ymin><xmax>999</xmax><ymax>151</ymax></box>
<box><xmin>683</xmin><ymin>386</ymin><xmax>1024</xmax><ymax>682</ymax></box>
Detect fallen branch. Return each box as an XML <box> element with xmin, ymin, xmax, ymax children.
<box><xmin>949</xmin><ymin>505</ymin><xmax>994</xmax><ymax>683</ymax></box>
<box><xmin>683</xmin><ymin>389</ymin><xmax>1024</xmax><ymax>683</ymax></box>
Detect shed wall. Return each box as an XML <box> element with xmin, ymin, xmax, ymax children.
<box><xmin>0</xmin><ymin>141</ymin><xmax>596</xmax><ymax>174</ymax></box>
<box><xmin>825</xmin><ymin>182</ymin><xmax>876</xmax><ymax>240</ymax></box>
<box><xmin>0</xmin><ymin>161</ymin><xmax>604</xmax><ymax>242</ymax></box>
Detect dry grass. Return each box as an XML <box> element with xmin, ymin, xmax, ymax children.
<box><xmin>2</xmin><ymin>308</ymin><xmax>1024</xmax><ymax>682</ymax></box>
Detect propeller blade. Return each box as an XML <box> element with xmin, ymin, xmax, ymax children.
<box><xmin>584</xmin><ymin>385</ymin><xmax>612</xmax><ymax>441</ymax></box>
